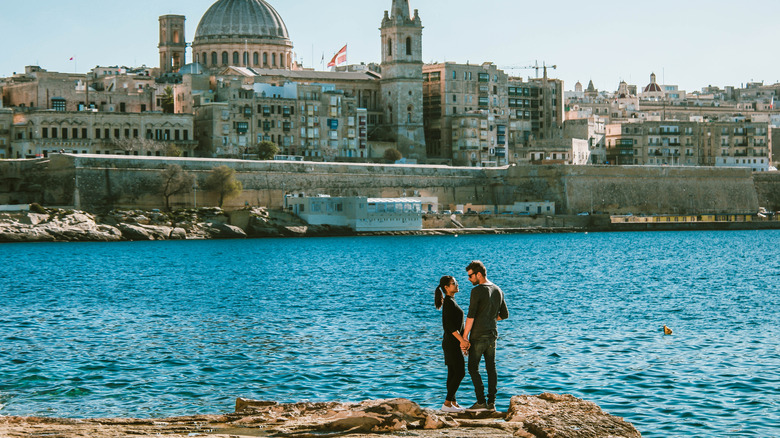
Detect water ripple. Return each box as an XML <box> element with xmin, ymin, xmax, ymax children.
<box><xmin>1</xmin><ymin>231</ymin><xmax>779</xmax><ymax>437</ymax></box>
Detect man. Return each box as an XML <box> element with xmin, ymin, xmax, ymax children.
<box><xmin>462</xmin><ymin>260</ymin><xmax>509</xmax><ymax>412</ymax></box>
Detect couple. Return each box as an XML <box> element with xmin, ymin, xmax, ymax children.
<box><xmin>434</xmin><ymin>260</ymin><xmax>509</xmax><ymax>413</ymax></box>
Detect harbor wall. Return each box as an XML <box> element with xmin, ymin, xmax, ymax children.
<box><xmin>0</xmin><ymin>154</ymin><xmax>768</xmax><ymax>215</ymax></box>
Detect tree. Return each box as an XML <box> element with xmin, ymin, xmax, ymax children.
<box><xmin>257</xmin><ymin>140</ymin><xmax>280</xmax><ymax>160</ymax></box>
<box><xmin>162</xmin><ymin>86</ymin><xmax>175</xmax><ymax>114</ymax></box>
<box><xmin>159</xmin><ymin>165</ymin><xmax>195</xmax><ymax>211</ymax></box>
<box><xmin>204</xmin><ymin>165</ymin><xmax>243</xmax><ymax>208</ymax></box>
<box><xmin>383</xmin><ymin>148</ymin><xmax>403</xmax><ymax>163</ymax></box>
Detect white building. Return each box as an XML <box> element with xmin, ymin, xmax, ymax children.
<box><xmin>285</xmin><ymin>195</ymin><xmax>423</xmax><ymax>231</ymax></box>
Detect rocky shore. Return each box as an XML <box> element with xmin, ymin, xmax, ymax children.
<box><xmin>0</xmin><ymin>207</ymin><xmax>354</xmax><ymax>243</ymax></box>
<box><xmin>0</xmin><ymin>207</ymin><xmax>582</xmax><ymax>243</ymax></box>
<box><xmin>0</xmin><ymin>394</ymin><xmax>642</xmax><ymax>437</ymax></box>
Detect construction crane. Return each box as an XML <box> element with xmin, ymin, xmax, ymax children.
<box><xmin>501</xmin><ymin>61</ymin><xmax>557</xmax><ymax>79</ymax></box>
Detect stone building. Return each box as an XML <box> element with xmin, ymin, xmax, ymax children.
<box><xmin>1</xmin><ymin>66</ymin><xmax>160</xmax><ymax>113</ymax></box>
<box><xmin>9</xmin><ymin>110</ymin><xmax>196</xmax><ymax>159</ymax></box>
<box><xmin>605</xmin><ymin>119</ymin><xmax>772</xmax><ymax>171</ymax></box>
<box><xmin>422</xmin><ymin>62</ymin><xmax>564</xmax><ymax>166</ymax></box>
<box><xmin>159</xmin><ymin>15</ymin><xmax>187</xmax><ymax>74</ymax></box>
<box><xmin>193</xmin><ymin>78</ymin><xmax>368</xmax><ymax>160</ymax></box>
<box><xmin>0</xmin><ymin>108</ymin><xmax>11</xmax><ymax>159</ymax></box>
<box><xmin>377</xmin><ymin>0</ymin><xmax>427</xmax><ymax>162</ymax></box>
<box><xmin>563</xmin><ymin>116</ymin><xmax>607</xmax><ymax>164</ymax></box>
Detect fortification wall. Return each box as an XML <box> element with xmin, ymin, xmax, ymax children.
<box><xmin>753</xmin><ymin>172</ymin><xmax>780</xmax><ymax>211</ymax></box>
<box><xmin>0</xmin><ymin>155</ymin><xmax>766</xmax><ymax>215</ymax></box>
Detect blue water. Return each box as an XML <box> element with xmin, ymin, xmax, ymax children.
<box><xmin>1</xmin><ymin>231</ymin><xmax>778</xmax><ymax>437</ymax></box>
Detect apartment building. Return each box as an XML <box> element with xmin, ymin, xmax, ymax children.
<box><xmin>422</xmin><ymin>62</ymin><xmax>564</xmax><ymax>166</ymax></box>
<box><xmin>605</xmin><ymin>120</ymin><xmax>772</xmax><ymax>171</ymax></box>
<box><xmin>194</xmin><ymin>79</ymin><xmax>368</xmax><ymax>160</ymax></box>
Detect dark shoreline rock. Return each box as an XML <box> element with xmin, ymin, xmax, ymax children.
<box><xmin>0</xmin><ymin>394</ymin><xmax>642</xmax><ymax>437</ymax></box>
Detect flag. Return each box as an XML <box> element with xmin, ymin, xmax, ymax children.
<box><xmin>327</xmin><ymin>45</ymin><xmax>347</xmax><ymax>67</ymax></box>
<box><xmin>69</xmin><ymin>57</ymin><xmax>74</xmax><ymax>61</ymax></box>
<box><xmin>771</xmin><ymin>96</ymin><xmax>774</xmax><ymax>110</ymax></box>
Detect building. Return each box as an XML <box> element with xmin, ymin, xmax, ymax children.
<box><xmin>194</xmin><ymin>78</ymin><xmax>368</xmax><ymax>159</ymax></box>
<box><xmin>378</xmin><ymin>1</ymin><xmax>427</xmax><ymax>161</ymax></box>
<box><xmin>9</xmin><ymin>110</ymin><xmax>196</xmax><ymax>159</ymax></box>
<box><xmin>422</xmin><ymin>62</ymin><xmax>564</xmax><ymax>166</ymax></box>
<box><xmin>563</xmin><ymin>116</ymin><xmax>606</xmax><ymax>164</ymax></box>
<box><xmin>0</xmin><ymin>108</ymin><xmax>11</xmax><ymax>159</ymax></box>
<box><xmin>159</xmin><ymin>15</ymin><xmax>187</xmax><ymax>74</ymax></box>
<box><xmin>605</xmin><ymin>119</ymin><xmax>772</xmax><ymax>171</ymax></box>
<box><xmin>1</xmin><ymin>66</ymin><xmax>159</xmax><ymax>113</ymax></box>
<box><xmin>284</xmin><ymin>194</ymin><xmax>423</xmax><ymax>231</ymax></box>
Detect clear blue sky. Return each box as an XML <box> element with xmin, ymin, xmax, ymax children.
<box><xmin>2</xmin><ymin>0</ymin><xmax>778</xmax><ymax>93</ymax></box>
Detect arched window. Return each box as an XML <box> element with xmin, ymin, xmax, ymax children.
<box><xmin>222</xmin><ymin>51</ymin><xmax>229</xmax><ymax>65</ymax></box>
<box><xmin>406</xmin><ymin>37</ymin><xmax>412</xmax><ymax>56</ymax></box>
<box><xmin>173</xmin><ymin>31</ymin><xmax>180</xmax><ymax>44</ymax></box>
<box><xmin>272</xmin><ymin>53</ymin><xmax>277</xmax><ymax>66</ymax></box>
<box><xmin>211</xmin><ymin>52</ymin><xmax>218</xmax><ymax>65</ymax></box>
<box><xmin>387</xmin><ymin>38</ymin><xmax>392</xmax><ymax>57</ymax></box>
<box><xmin>233</xmin><ymin>51</ymin><xmax>239</xmax><ymax>65</ymax></box>
<box><xmin>279</xmin><ymin>53</ymin><xmax>285</xmax><ymax>69</ymax></box>
<box><xmin>388</xmin><ymin>106</ymin><xmax>393</xmax><ymax>124</ymax></box>
<box><xmin>243</xmin><ymin>52</ymin><xmax>248</xmax><ymax>65</ymax></box>
<box><xmin>253</xmin><ymin>52</ymin><xmax>259</xmax><ymax>66</ymax></box>
<box><xmin>263</xmin><ymin>52</ymin><xmax>268</xmax><ymax>66</ymax></box>
<box><xmin>203</xmin><ymin>52</ymin><xmax>208</xmax><ymax>65</ymax></box>
<box><xmin>407</xmin><ymin>105</ymin><xmax>413</xmax><ymax>123</ymax></box>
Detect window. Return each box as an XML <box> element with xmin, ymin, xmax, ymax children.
<box><xmin>51</xmin><ymin>98</ymin><xmax>66</xmax><ymax>111</ymax></box>
<box><xmin>211</xmin><ymin>52</ymin><xmax>218</xmax><ymax>65</ymax></box>
<box><xmin>253</xmin><ymin>52</ymin><xmax>259</xmax><ymax>66</ymax></box>
<box><xmin>42</xmin><ymin>128</ymin><xmax>48</xmax><ymax>138</ymax></box>
<box><xmin>387</xmin><ymin>38</ymin><xmax>392</xmax><ymax>57</ymax></box>
<box><xmin>406</xmin><ymin>37</ymin><xmax>412</xmax><ymax>55</ymax></box>
<box><xmin>222</xmin><ymin>52</ymin><xmax>229</xmax><ymax>65</ymax></box>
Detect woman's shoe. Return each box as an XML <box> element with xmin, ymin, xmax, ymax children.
<box><xmin>441</xmin><ymin>403</ymin><xmax>465</xmax><ymax>413</ymax></box>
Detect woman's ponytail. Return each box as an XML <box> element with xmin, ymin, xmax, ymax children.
<box><xmin>435</xmin><ymin>285</ymin><xmax>444</xmax><ymax>310</ymax></box>
<box><xmin>435</xmin><ymin>275</ymin><xmax>454</xmax><ymax>310</ymax></box>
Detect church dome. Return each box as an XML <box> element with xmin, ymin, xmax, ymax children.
<box><xmin>195</xmin><ymin>0</ymin><xmax>289</xmax><ymax>41</ymax></box>
<box><xmin>192</xmin><ymin>0</ymin><xmax>294</xmax><ymax>70</ymax></box>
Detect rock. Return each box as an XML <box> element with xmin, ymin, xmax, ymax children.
<box><xmin>117</xmin><ymin>224</ymin><xmax>171</xmax><ymax>241</ymax></box>
<box><xmin>169</xmin><ymin>227</ymin><xmax>187</xmax><ymax>240</ymax></box>
<box><xmin>506</xmin><ymin>393</ymin><xmax>641</xmax><ymax>438</ymax></box>
<box><xmin>204</xmin><ymin>222</ymin><xmax>247</xmax><ymax>239</ymax></box>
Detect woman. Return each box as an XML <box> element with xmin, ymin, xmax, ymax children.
<box><xmin>435</xmin><ymin>275</ymin><xmax>470</xmax><ymax>413</ymax></box>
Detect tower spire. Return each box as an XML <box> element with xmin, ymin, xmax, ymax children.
<box><xmin>391</xmin><ymin>0</ymin><xmax>411</xmax><ymax>20</ymax></box>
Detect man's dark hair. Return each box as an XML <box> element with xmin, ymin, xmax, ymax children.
<box><xmin>466</xmin><ymin>260</ymin><xmax>486</xmax><ymax>277</ymax></box>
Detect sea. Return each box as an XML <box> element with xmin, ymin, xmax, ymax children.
<box><xmin>1</xmin><ymin>231</ymin><xmax>778</xmax><ymax>437</ymax></box>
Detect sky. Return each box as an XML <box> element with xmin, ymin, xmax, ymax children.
<box><xmin>2</xmin><ymin>0</ymin><xmax>779</xmax><ymax>93</ymax></box>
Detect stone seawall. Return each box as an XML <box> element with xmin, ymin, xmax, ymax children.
<box><xmin>0</xmin><ymin>154</ymin><xmax>768</xmax><ymax>215</ymax></box>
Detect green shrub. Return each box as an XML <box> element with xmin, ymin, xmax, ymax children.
<box><xmin>29</xmin><ymin>203</ymin><xmax>47</xmax><ymax>214</ymax></box>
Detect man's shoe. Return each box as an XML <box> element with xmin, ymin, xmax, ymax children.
<box><xmin>441</xmin><ymin>403</ymin><xmax>465</xmax><ymax>413</ymax></box>
<box><xmin>486</xmin><ymin>402</ymin><xmax>496</xmax><ymax>411</ymax></box>
<box><xmin>466</xmin><ymin>402</ymin><xmax>488</xmax><ymax>412</ymax></box>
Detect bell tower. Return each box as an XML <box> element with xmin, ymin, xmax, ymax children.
<box><xmin>379</xmin><ymin>0</ymin><xmax>426</xmax><ymax>162</ymax></box>
<box><xmin>159</xmin><ymin>15</ymin><xmax>187</xmax><ymax>73</ymax></box>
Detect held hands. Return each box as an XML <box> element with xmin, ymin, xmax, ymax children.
<box><xmin>459</xmin><ymin>338</ymin><xmax>470</xmax><ymax>355</ymax></box>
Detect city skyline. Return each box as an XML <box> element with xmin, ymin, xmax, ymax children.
<box><xmin>2</xmin><ymin>0</ymin><xmax>779</xmax><ymax>93</ymax></box>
